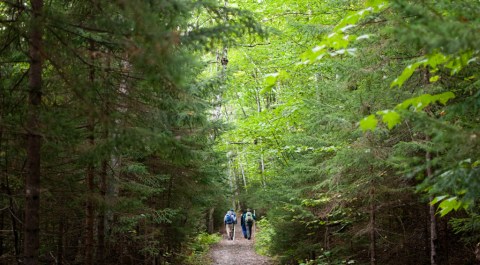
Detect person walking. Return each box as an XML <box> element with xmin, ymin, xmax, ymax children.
<box><xmin>244</xmin><ymin>208</ymin><xmax>256</xmax><ymax>240</ymax></box>
<box><xmin>240</xmin><ymin>210</ymin><xmax>248</xmax><ymax>238</ymax></box>
<box><xmin>224</xmin><ymin>209</ymin><xmax>237</xmax><ymax>240</ymax></box>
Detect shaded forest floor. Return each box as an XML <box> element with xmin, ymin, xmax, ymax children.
<box><xmin>210</xmin><ymin>225</ymin><xmax>273</xmax><ymax>265</ymax></box>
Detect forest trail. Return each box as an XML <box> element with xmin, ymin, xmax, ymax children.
<box><xmin>210</xmin><ymin>224</ymin><xmax>273</xmax><ymax>265</ymax></box>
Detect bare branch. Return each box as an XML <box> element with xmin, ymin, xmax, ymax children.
<box><xmin>238</xmin><ymin>42</ymin><xmax>271</xmax><ymax>47</ymax></box>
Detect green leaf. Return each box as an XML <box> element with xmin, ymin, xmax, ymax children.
<box><xmin>262</xmin><ymin>71</ymin><xmax>290</xmax><ymax>94</ymax></box>
<box><xmin>395</xmin><ymin>92</ymin><xmax>455</xmax><ymax>111</ymax></box>
<box><xmin>301</xmin><ymin>45</ymin><xmax>327</xmax><ymax>63</ymax></box>
<box><xmin>438</xmin><ymin>197</ymin><xmax>462</xmax><ymax>217</ymax></box>
<box><xmin>334</xmin><ymin>1</ymin><xmax>388</xmax><ymax>31</ymax></box>
<box><xmin>303</xmin><ymin>0</ymin><xmax>388</xmax><ymax>64</ymax></box>
<box><xmin>391</xmin><ymin>61</ymin><xmax>424</xmax><ymax>88</ymax></box>
<box><xmin>393</xmin><ymin>51</ymin><xmax>474</xmax><ymax>88</ymax></box>
<box><xmin>429</xmin><ymin>75</ymin><xmax>440</xmax><ymax>83</ymax></box>
<box><xmin>430</xmin><ymin>195</ymin><xmax>448</xmax><ymax>205</ymax></box>
<box><xmin>473</xmin><ymin>160</ymin><xmax>480</xmax><ymax>168</ymax></box>
<box><xmin>395</xmin><ymin>98</ymin><xmax>415</xmax><ymax>110</ymax></box>
<box><xmin>426</xmin><ymin>52</ymin><xmax>449</xmax><ymax>68</ymax></box>
<box><xmin>377</xmin><ymin>110</ymin><xmax>401</xmax><ymax>129</ymax></box>
<box><xmin>433</xmin><ymin>91</ymin><xmax>455</xmax><ymax>105</ymax></box>
<box><xmin>415</xmin><ymin>94</ymin><xmax>434</xmax><ymax>111</ymax></box>
<box><xmin>360</xmin><ymin>114</ymin><xmax>378</xmax><ymax>131</ymax></box>
<box><xmin>264</xmin><ymin>73</ymin><xmax>279</xmax><ymax>88</ymax></box>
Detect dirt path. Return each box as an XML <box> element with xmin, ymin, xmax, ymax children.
<box><xmin>210</xmin><ymin>224</ymin><xmax>273</xmax><ymax>265</ymax></box>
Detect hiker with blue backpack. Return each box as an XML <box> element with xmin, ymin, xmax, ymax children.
<box><xmin>243</xmin><ymin>208</ymin><xmax>256</xmax><ymax>240</ymax></box>
<box><xmin>240</xmin><ymin>209</ymin><xmax>248</xmax><ymax>238</ymax></box>
<box><xmin>224</xmin><ymin>209</ymin><xmax>237</xmax><ymax>240</ymax></box>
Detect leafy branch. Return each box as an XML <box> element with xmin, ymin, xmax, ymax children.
<box><xmin>359</xmin><ymin>92</ymin><xmax>455</xmax><ymax>131</ymax></box>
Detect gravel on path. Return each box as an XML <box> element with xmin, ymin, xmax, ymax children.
<box><xmin>210</xmin><ymin>224</ymin><xmax>273</xmax><ymax>265</ymax></box>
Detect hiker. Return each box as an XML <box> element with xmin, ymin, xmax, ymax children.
<box><xmin>224</xmin><ymin>209</ymin><xmax>237</xmax><ymax>240</ymax></box>
<box><xmin>244</xmin><ymin>208</ymin><xmax>256</xmax><ymax>240</ymax></box>
<box><xmin>240</xmin><ymin>210</ymin><xmax>247</xmax><ymax>238</ymax></box>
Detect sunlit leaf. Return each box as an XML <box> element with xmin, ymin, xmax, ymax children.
<box><xmin>394</xmin><ymin>92</ymin><xmax>455</xmax><ymax>111</ymax></box>
<box><xmin>429</xmin><ymin>75</ymin><xmax>440</xmax><ymax>82</ymax></box>
<box><xmin>438</xmin><ymin>197</ymin><xmax>462</xmax><ymax>217</ymax></box>
<box><xmin>391</xmin><ymin>61</ymin><xmax>424</xmax><ymax>88</ymax></box>
<box><xmin>430</xmin><ymin>195</ymin><xmax>448</xmax><ymax>205</ymax></box>
<box><xmin>377</xmin><ymin>110</ymin><xmax>401</xmax><ymax>129</ymax></box>
<box><xmin>360</xmin><ymin>114</ymin><xmax>378</xmax><ymax>131</ymax></box>
<box><xmin>433</xmin><ymin>91</ymin><xmax>455</xmax><ymax>105</ymax></box>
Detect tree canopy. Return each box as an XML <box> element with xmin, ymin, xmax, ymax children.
<box><xmin>0</xmin><ymin>0</ymin><xmax>479</xmax><ymax>265</ymax></box>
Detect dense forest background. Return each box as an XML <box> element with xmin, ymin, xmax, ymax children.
<box><xmin>1</xmin><ymin>0</ymin><xmax>479</xmax><ymax>265</ymax></box>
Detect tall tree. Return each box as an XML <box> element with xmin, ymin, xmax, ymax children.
<box><xmin>213</xmin><ymin>0</ymin><xmax>480</xmax><ymax>264</ymax></box>
<box><xmin>25</xmin><ymin>0</ymin><xmax>43</xmax><ymax>264</ymax></box>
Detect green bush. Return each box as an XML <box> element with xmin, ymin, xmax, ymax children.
<box><xmin>185</xmin><ymin>232</ymin><xmax>221</xmax><ymax>265</ymax></box>
<box><xmin>255</xmin><ymin>218</ymin><xmax>275</xmax><ymax>256</ymax></box>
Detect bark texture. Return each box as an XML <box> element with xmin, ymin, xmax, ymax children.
<box><xmin>24</xmin><ymin>0</ymin><xmax>44</xmax><ymax>264</ymax></box>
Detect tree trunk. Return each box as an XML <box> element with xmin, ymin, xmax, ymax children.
<box><xmin>56</xmin><ymin>220</ymin><xmax>64</xmax><ymax>265</ymax></box>
<box><xmin>207</xmin><ymin>208</ymin><xmax>215</xmax><ymax>234</ymax></box>
<box><xmin>5</xmin><ymin>166</ymin><xmax>20</xmax><ymax>264</ymax></box>
<box><xmin>84</xmin><ymin>40</ymin><xmax>96</xmax><ymax>265</ymax></box>
<box><xmin>422</xmin><ymin>66</ymin><xmax>438</xmax><ymax>265</ymax></box>
<box><xmin>260</xmin><ymin>151</ymin><xmax>266</xmax><ymax>188</ymax></box>
<box><xmin>370</xmin><ymin>185</ymin><xmax>376</xmax><ymax>265</ymax></box>
<box><xmin>25</xmin><ymin>0</ymin><xmax>44</xmax><ymax>264</ymax></box>
<box><xmin>424</xmin><ymin>204</ymin><xmax>430</xmax><ymax>262</ymax></box>
<box><xmin>96</xmin><ymin>159</ymin><xmax>107</xmax><ymax>265</ymax></box>
<box><xmin>231</xmin><ymin>158</ymin><xmax>240</xmax><ymax>210</ymax></box>
<box><xmin>227</xmin><ymin>158</ymin><xmax>235</xmax><ymax>208</ymax></box>
<box><xmin>255</xmin><ymin>88</ymin><xmax>262</xmax><ymax>113</ymax></box>
<box><xmin>84</xmin><ymin>123</ymin><xmax>95</xmax><ymax>265</ymax></box>
<box><xmin>0</xmin><ymin>129</ymin><xmax>3</xmax><ymax>258</ymax></box>
<box><xmin>96</xmin><ymin>47</ymin><xmax>111</xmax><ymax>265</ymax></box>
<box><xmin>0</xmin><ymin>211</ymin><xmax>3</xmax><ymax>257</ymax></box>
<box><xmin>429</xmin><ymin>199</ymin><xmax>437</xmax><ymax>265</ymax></box>
<box><xmin>324</xmin><ymin>217</ymin><xmax>330</xmax><ymax>251</ymax></box>
<box><xmin>10</xmin><ymin>203</ymin><xmax>20</xmax><ymax>264</ymax></box>
<box><xmin>427</xmin><ymin>148</ymin><xmax>437</xmax><ymax>265</ymax></box>
<box><xmin>0</xmin><ymin>131</ymin><xmax>19</xmax><ymax>263</ymax></box>
<box><xmin>475</xmin><ymin>242</ymin><xmax>480</xmax><ymax>262</ymax></box>
<box><xmin>240</xmin><ymin>160</ymin><xmax>247</xmax><ymax>192</ymax></box>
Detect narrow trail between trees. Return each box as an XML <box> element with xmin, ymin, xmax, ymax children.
<box><xmin>210</xmin><ymin>224</ymin><xmax>273</xmax><ymax>265</ymax></box>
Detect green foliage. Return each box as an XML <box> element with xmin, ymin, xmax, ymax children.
<box><xmin>301</xmin><ymin>0</ymin><xmax>389</xmax><ymax>63</ymax></box>
<box><xmin>359</xmin><ymin>114</ymin><xmax>378</xmax><ymax>131</ymax></box>
<box><xmin>361</xmin><ymin>92</ymin><xmax>456</xmax><ymax>131</ymax></box>
<box><xmin>428</xmin><ymin>159</ymin><xmax>480</xmax><ymax>216</ymax></box>
<box><xmin>1</xmin><ymin>0</ymin><xmax>261</xmax><ymax>263</ymax></box>
<box><xmin>214</xmin><ymin>0</ymin><xmax>480</xmax><ymax>264</ymax></box>
<box><xmin>391</xmin><ymin>51</ymin><xmax>476</xmax><ymax>88</ymax></box>
<box><xmin>184</xmin><ymin>233</ymin><xmax>221</xmax><ymax>265</ymax></box>
<box><xmin>395</xmin><ymin>92</ymin><xmax>456</xmax><ymax>111</ymax></box>
<box><xmin>255</xmin><ymin>218</ymin><xmax>275</xmax><ymax>256</ymax></box>
<box><xmin>450</xmin><ymin>213</ymin><xmax>480</xmax><ymax>244</ymax></box>
<box><xmin>263</xmin><ymin>70</ymin><xmax>291</xmax><ymax>93</ymax></box>
<box><xmin>191</xmin><ymin>232</ymin><xmax>221</xmax><ymax>253</ymax></box>
<box><xmin>431</xmin><ymin>196</ymin><xmax>464</xmax><ymax>217</ymax></box>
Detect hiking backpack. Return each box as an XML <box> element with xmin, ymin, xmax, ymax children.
<box><xmin>225</xmin><ymin>213</ymin><xmax>234</xmax><ymax>224</ymax></box>
<box><xmin>245</xmin><ymin>211</ymin><xmax>254</xmax><ymax>223</ymax></box>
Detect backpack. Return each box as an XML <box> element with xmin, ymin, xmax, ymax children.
<box><xmin>225</xmin><ymin>213</ymin><xmax>234</xmax><ymax>224</ymax></box>
<box><xmin>245</xmin><ymin>212</ymin><xmax>254</xmax><ymax>223</ymax></box>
